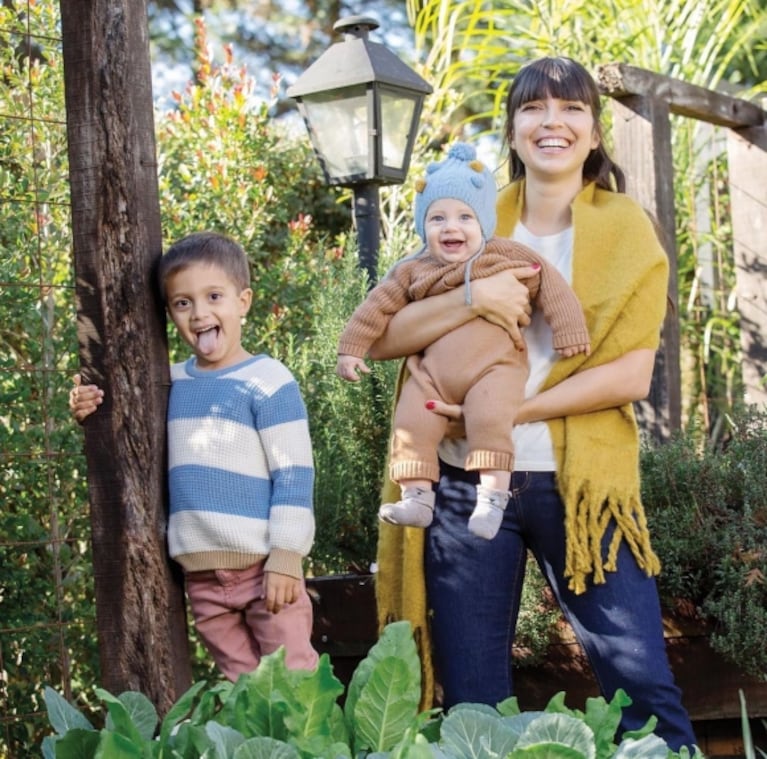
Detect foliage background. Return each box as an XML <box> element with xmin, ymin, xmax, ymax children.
<box><xmin>1</xmin><ymin>0</ymin><xmax>766</xmax><ymax>755</ymax></box>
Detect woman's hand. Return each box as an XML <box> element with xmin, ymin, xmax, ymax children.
<box><xmin>425</xmin><ymin>398</ymin><xmax>465</xmax><ymax>438</ymax></box>
<box><xmin>470</xmin><ymin>267</ymin><xmax>535</xmax><ymax>350</ymax></box>
<box><xmin>425</xmin><ymin>400</ymin><xmax>466</xmax><ymax>439</ymax></box>
<box><xmin>369</xmin><ymin>266</ymin><xmax>536</xmax><ymax>360</ymax></box>
<box><xmin>69</xmin><ymin>374</ymin><xmax>104</xmax><ymax>423</ymax></box>
<box><xmin>425</xmin><ymin>398</ymin><xmax>463</xmax><ymax>420</ymax></box>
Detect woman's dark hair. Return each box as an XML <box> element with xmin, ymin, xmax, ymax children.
<box><xmin>157</xmin><ymin>231</ymin><xmax>251</xmax><ymax>303</ymax></box>
<box><xmin>504</xmin><ymin>56</ymin><xmax>625</xmax><ymax>192</ymax></box>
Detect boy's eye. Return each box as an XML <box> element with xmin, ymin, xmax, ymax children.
<box><xmin>172</xmin><ymin>298</ymin><xmax>189</xmax><ymax>309</ymax></box>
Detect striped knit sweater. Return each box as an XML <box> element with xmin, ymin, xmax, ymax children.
<box><xmin>166</xmin><ymin>354</ymin><xmax>315</xmax><ymax>579</ymax></box>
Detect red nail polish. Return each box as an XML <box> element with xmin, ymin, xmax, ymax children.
<box><xmin>425</xmin><ymin>401</ymin><xmax>436</xmax><ymax>410</ymax></box>
<box><xmin>532</xmin><ymin>263</ymin><xmax>541</xmax><ymax>271</ymax></box>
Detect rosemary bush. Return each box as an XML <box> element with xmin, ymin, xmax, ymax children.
<box><xmin>641</xmin><ymin>407</ymin><xmax>767</xmax><ymax>677</ymax></box>
<box><xmin>282</xmin><ymin>239</ymin><xmax>401</xmax><ymax>575</ymax></box>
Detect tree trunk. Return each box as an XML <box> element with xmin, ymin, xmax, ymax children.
<box><xmin>60</xmin><ymin>0</ymin><xmax>192</xmax><ymax>711</ymax></box>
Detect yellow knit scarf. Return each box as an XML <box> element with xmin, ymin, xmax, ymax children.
<box><xmin>375</xmin><ymin>181</ymin><xmax>667</xmax><ymax>707</ymax></box>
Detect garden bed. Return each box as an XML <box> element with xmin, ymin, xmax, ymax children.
<box><xmin>307</xmin><ymin>573</ymin><xmax>767</xmax><ymax>756</ymax></box>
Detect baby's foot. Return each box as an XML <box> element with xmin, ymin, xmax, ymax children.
<box><xmin>379</xmin><ymin>486</ymin><xmax>435</xmax><ymax>528</ymax></box>
<box><xmin>468</xmin><ymin>486</ymin><xmax>510</xmax><ymax>539</ymax></box>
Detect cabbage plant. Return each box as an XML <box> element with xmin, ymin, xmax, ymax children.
<box><xmin>41</xmin><ymin>621</ymin><xmax>700</xmax><ymax>758</ymax></box>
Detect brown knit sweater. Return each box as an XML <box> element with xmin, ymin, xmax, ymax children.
<box><xmin>337</xmin><ymin>236</ymin><xmax>589</xmax><ymax>358</ymax></box>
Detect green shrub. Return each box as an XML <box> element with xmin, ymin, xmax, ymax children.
<box><xmin>641</xmin><ymin>406</ymin><xmax>767</xmax><ymax>677</ymax></box>
<box><xmin>282</xmin><ymin>239</ymin><xmax>400</xmax><ymax>574</ymax></box>
<box><xmin>157</xmin><ymin>19</ymin><xmax>351</xmax><ymax>356</ymax></box>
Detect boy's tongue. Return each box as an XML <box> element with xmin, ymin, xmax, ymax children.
<box><xmin>197</xmin><ymin>327</ymin><xmax>218</xmax><ymax>355</ymax></box>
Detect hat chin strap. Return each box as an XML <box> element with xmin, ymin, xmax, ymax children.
<box><xmin>462</xmin><ymin>238</ymin><xmax>487</xmax><ymax>305</ymax></box>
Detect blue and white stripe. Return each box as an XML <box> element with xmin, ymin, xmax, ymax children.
<box><xmin>166</xmin><ymin>354</ymin><xmax>315</xmax><ymax>567</ymax></box>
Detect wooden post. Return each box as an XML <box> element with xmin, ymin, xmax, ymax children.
<box><xmin>606</xmin><ymin>94</ymin><xmax>681</xmax><ymax>440</ymax></box>
<box><xmin>598</xmin><ymin>62</ymin><xmax>767</xmax><ymax>431</ymax></box>
<box><xmin>60</xmin><ymin>0</ymin><xmax>192</xmax><ymax>710</ymax></box>
<box><xmin>726</xmin><ymin>125</ymin><xmax>767</xmax><ymax>407</ymax></box>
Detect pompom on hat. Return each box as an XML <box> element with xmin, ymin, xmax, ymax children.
<box><xmin>413</xmin><ymin>141</ymin><xmax>497</xmax><ymax>242</ymax></box>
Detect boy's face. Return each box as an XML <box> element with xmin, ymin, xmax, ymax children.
<box><xmin>424</xmin><ymin>198</ymin><xmax>484</xmax><ymax>265</ymax></box>
<box><xmin>165</xmin><ymin>262</ymin><xmax>253</xmax><ymax>371</ymax></box>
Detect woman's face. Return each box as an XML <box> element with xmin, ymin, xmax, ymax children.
<box><xmin>510</xmin><ymin>95</ymin><xmax>599</xmax><ymax>183</ymax></box>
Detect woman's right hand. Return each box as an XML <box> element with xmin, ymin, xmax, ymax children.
<box><xmin>470</xmin><ymin>267</ymin><xmax>535</xmax><ymax>350</ymax></box>
<box><xmin>69</xmin><ymin>373</ymin><xmax>104</xmax><ymax>423</ymax></box>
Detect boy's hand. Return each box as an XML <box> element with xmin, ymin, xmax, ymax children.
<box><xmin>69</xmin><ymin>374</ymin><xmax>104</xmax><ymax>423</ymax></box>
<box><xmin>263</xmin><ymin>571</ymin><xmax>301</xmax><ymax>614</ymax></box>
<box><xmin>336</xmin><ymin>354</ymin><xmax>371</xmax><ymax>382</ymax></box>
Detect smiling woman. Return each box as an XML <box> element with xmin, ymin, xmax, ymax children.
<box><xmin>509</xmin><ymin>98</ymin><xmax>600</xmax><ymax>209</ymax></box>
<box><xmin>375</xmin><ymin>56</ymin><xmax>699</xmax><ymax>753</ymax></box>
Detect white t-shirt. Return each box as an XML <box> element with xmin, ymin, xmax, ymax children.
<box><xmin>438</xmin><ymin>223</ymin><xmax>574</xmax><ymax>472</ymax></box>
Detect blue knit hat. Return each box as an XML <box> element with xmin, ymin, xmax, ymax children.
<box><xmin>414</xmin><ymin>141</ymin><xmax>497</xmax><ymax>242</ymax></box>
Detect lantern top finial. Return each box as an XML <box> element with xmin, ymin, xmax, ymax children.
<box><xmin>333</xmin><ymin>16</ymin><xmax>379</xmax><ymax>40</ymax></box>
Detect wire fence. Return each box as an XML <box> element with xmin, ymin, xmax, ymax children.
<box><xmin>0</xmin><ymin>3</ymin><xmax>97</xmax><ymax>756</ymax></box>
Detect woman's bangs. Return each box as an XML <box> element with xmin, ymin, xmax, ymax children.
<box><xmin>512</xmin><ymin>59</ymin><xmax>596</xmax><ymax>109</ymax></box>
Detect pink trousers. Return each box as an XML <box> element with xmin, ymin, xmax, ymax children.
<box><xmin>185</xmin><ymin>561</ymin><xmax>318</xmax><ymax>680</ymax></box>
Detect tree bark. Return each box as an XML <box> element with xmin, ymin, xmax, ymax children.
<box><xmin>60</xmin><ymin>0</ymin><xmax>191</xmax><ymax>711</ymax></box>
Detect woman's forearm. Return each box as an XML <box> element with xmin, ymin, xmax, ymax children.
<box><xmin>367</xmin><ymin>287</ymin><xmax>472</xmax><ymax>360</ymax></box>
<box><xmin>516</xmin><ymin>349</ymin><xmax>656</xmax><ymax>424</ymax></box>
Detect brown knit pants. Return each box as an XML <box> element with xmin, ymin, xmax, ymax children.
<box><xmin>389</xmin><ymin>319</ymin><xmax>529</xmax><ymax>484</ymax></box>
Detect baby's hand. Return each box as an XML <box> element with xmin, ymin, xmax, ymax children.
<box><xmin>557</xmin><ymin>343</ymin><xmax>591</xmax><ymax>358</ymax></box>
<box><xmin>69</xmin><ymin>373</ymin><xmax>104</xmax><ymax>423</ymax></box>
<box><xmin>336</xmin><ymin>354</ymin><xmax>371</xmax><ymax>382</ymax></box>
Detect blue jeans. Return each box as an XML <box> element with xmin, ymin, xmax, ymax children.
<box><xmin>425</xmin><ymin>463</ymin><xmax>697</xmax><ymax>752</ymax></box>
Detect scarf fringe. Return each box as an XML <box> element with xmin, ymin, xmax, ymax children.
<box><xmin>564</xmin><ymin>480</ymin><xmax>661</xmax><ymax>595</ymax></box>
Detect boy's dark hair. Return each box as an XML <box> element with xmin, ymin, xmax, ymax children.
<box><xmin>157</xmin><ymin>231</ymin><xmax>251</xmax><ymax>303</ymax></box>
<box><xmin>504</xmin><ymin>56</ymin><xmax>626</xmax><ymax>193</ymax></box>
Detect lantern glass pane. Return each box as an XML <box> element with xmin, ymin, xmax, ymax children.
<box><xmin>302</xmin><ymin>87</ymin><xmax>369</xmax><ymax>180</ymax></box>
<box><xmin>380</xmin><ymin>91</ymin><xmax>418</xmax><ymax>170</ymax></box>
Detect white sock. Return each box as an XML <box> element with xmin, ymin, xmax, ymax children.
<box><xmin>468</xmin><ymin>485</ymin><xmax>510</xmax><ymax>539</ymax></box>
<box><xmin>379</xmin><ymin>486</ymin><xmax>435</xmax><ymax>528</ymax></box>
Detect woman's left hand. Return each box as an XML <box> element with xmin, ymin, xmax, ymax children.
<box><xmin>425</xmin><ymin>399</ymin><xmax>466</xmax><ymax>438</ymax></box>
<box><xmin>426</xmin><ymin>399</ymin><xmax>463</xmax><ymax>420</ymax></box>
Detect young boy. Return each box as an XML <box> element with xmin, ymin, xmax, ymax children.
<box><xmin>71</xmin><ymin>231</ymin><xmax>318</xmax><ymax>679</ymax></box>
<box><xmin>337</xmin><ymin>142</ymin><xmax>590</xmax><ymax>540</ymax></box>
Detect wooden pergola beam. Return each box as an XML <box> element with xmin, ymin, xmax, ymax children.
<box><xmin>598</xmin><ymin>62</ymin><xmax>765</xmax><ymax>129</ymax></box>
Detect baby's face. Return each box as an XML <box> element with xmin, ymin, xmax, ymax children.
<box><xmin>423</xmin><ymin>198</ymin><xmax>484</xmax><ymax>265</ymax></box>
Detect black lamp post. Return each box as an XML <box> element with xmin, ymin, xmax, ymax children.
<box><xmin>287</xmin><ymin>15</ymin><xmax>432</xmax><ymax>283</ymax></box>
